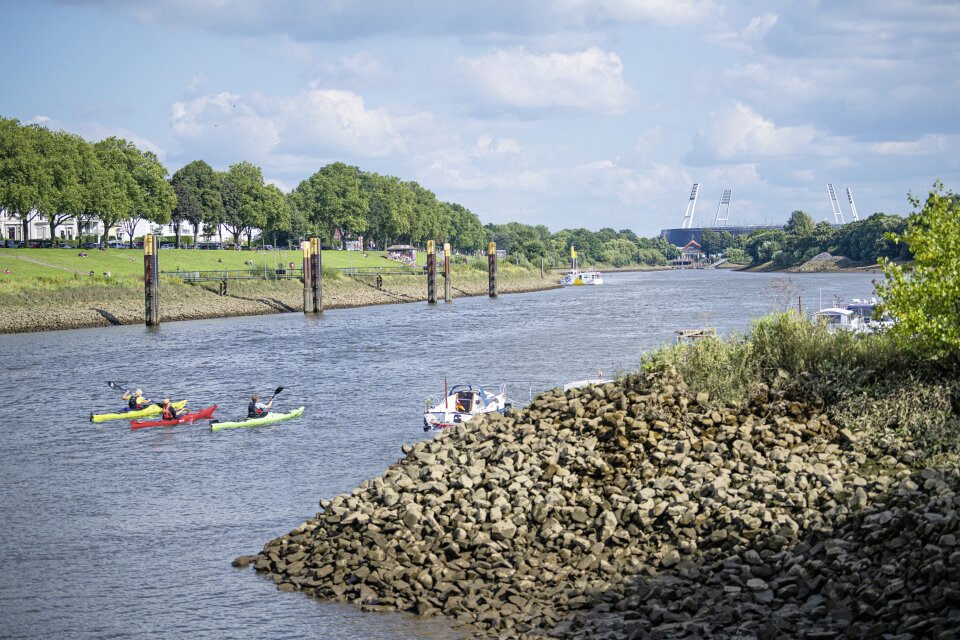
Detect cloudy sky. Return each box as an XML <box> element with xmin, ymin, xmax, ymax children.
<box><xmin>4</xmin><ymin>0</ymin><xmax>959</xmax><ymax>235</ymax></box>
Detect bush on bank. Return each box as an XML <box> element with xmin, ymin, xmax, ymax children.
<box><xmin>641</xmin><ymin>313</ymin><xmax>960</xmax><ymax>464</ymax></box>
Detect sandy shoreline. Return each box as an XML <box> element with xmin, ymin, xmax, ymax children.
<box><xmin>0</xmin><ymin>273</ymin><xmax>559</xmax><ymax>334</ymax></box>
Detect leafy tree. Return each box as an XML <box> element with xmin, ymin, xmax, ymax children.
<box><xmin>171</xmin><ymin>160</ymin><xmax>223</xmax><ymax>245</ymax></box>
<box><xmin>444</xmin><ymin>202</ymin><xmax>485</xmax><ymax>252</ymax></box>
<box><xmin>220</xmin><ymin>161</ymin><xmax>269</xmax><ymax>247</ymax></box>
<box><xmin>219</xmin><ymin>174</ymin><xmax>241</xmax><ymax>246</ymax></box>
<box><xmin>90</xmin><ymin>137</ymin><xmax>137</xmax><ymax>246</ymax></box>
<box><xmin>292</xmin><ymin>162</ymin><xmax>368</xmax><ymax>247</ymax></box>
<box><xmin>407</xmin><ymin>181</ymin><xmax>442</xmax><ymax>244</ymax></box>
<box><xmin>38</xmin><ymin>129</ymin><xmax>95</xmax><ymax>242</ymax></box>
<box><xmin>877</xmin><ymin>182</ymin><xmax>960</xmax><ymax>358</ymax></box>
<box><xmin>725</xmin><ymin>247</ymin><xmax>749</xmax><ymax>265</ymax></box>
<box><xmin>170</xmin><ymin>182</ymin><xmax>202</xmax><ymax>248</ymax></box>
<box><xmin>832</xmin><ymin>213</ymin><xmax>907</xmax><ymax>263</ymax></box>
<box><xmin>784</xmin><ymin>210</ymin><xmax>815</xmax><ymax>236</ymax></box>
<box><xmin>361</xmin><ymin>172</ymin><xmax>415</xmax><ymax>247</ymax></box>
<box><xmin>112</xmin><ymin>141</ymin><xmax>175</xmax><ymax>247</ymax></box>
<box><xmin>0</xmin><ymin>118</ymin><xmax>46</xmax><ymax>242</ymax></box>
<box><xmin>261</xmin><ymin>183</ymin><xmax>292</xmax><ymax>245</ymax></box>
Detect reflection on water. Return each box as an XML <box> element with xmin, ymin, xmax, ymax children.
<box><xmin>0</xmin><ymin>270</ymin><xmax>879</xmax><ymax>639</ymax></box>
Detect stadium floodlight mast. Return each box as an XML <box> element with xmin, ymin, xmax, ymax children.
<box><xmin>846</xmin><ymin>188</ymin><xmax>860</xmax><ymax>222</ymax></box>
<box><xmin>713</xmin><ymin>189</ymin><xmax>732</xmax><ymax>226</ymax></box>
<box><xmin>827</xmin><ymin>183</ymin><xmax>845</xmax><ymax>224</ymax></box>
<box><xmin>681</xmin><ymin>183</ymin><xmax>700</xmax><ymax>229</ymax></box>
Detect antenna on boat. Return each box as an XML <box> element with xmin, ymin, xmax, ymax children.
<box><xmin>444</xmin><ymin>376</ymin><xmax>449</xmax><ymax>411</ymax></box>
<box><xmin>570</xmin><ymin>245</ymin><xmax>578</xmax><ymax>272</ymax></box>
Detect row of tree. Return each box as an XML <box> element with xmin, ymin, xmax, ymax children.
<box><xmin>483</xmin><ymin>222</ymin><xmax>680</xmax><ymax>267</ymax></box>
<box><xmin>699</xmin><ymin>210</ymin><xmax>912</xmax><ymax>267</ymax></box>
<box><xmin>0</xmin><ymin>118</ymin><xmax>491</xmax><ymax>251</ymax></box>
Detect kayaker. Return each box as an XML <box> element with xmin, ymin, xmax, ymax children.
<box><xmin>123</xmin><ymin>388</ymin><xmax>150</xmax><ymax>411</ymax></box>
<box><xmin>160</xmin><ymin>399</ymin><xmax>181</xmax><ymax>420</ymax></box>
<box><xmin>248</xmin><ymin>394</ymin><xmax>272</xmax><ymax>418</ymax></box>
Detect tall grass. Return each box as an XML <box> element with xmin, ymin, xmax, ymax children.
<box><xmin>640</xmin><ymin>313</ymin><xmax>960</xmax><ymax>463</ymax></box>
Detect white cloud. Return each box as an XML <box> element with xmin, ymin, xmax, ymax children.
<box><xmin>550</xmin><ymin>0</ymin><xmax>720</xmax><ymax>27</ymax></box>
<box><xmin>476</xmin><ymin>134</ymin><xmax>521</xmax><ymax>155</ymax></box>
<box><xmin>707</xmin><ymin>12</ymin><xmax>778</xmax><ymax>52</ymax></box>
<box><xmin>169</xmin><ymin>87</ymin><xmax>409</xmax><ymax>169</ymax></box>
<box><xmin>868</xmin><ymin>134</ymin><xmax>958</xmax><ymax>157</ymax></box>
<box><xmin>692</xmin><ymin>102</ymin><xmax>844</xmax><ymax>162</ymax></box>
<box><xmin>463</xmin><ymin>47</ymin><xmax>634</xmax><ymax>114</ymax></box>
<box><xmin>26</xmin><ymin>115</ymin><xmax>51</xmax><ymax>125</ymax></box>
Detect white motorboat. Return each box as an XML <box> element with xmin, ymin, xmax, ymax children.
<box><xmin>560</xmin><ymin>270</ymin><xmax>603</xmax><ymax>286</ymax></box>
<box><xmin>559</xmin><ymin>244</ymin><xmax>602</xmax><ymax>286</ymax></box>
<box><xmin>815</xmin><ymin>307</ymin><xmax>869</xmax><ymax>333</ymax></box>
<box><xmin>423</xmin><ymin>383</ymin><xmax>511</xmax><ymax>431</ymax></box>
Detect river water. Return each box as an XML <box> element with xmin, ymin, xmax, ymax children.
<box><xmin>0</xmin><ymin>270</ymin><xmax>880</xmax><ymax>639</ymax></box>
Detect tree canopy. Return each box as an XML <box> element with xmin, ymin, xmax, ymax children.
<box><xmin>877</xmin><ymin>182</ymin><xmax>960</xmax><ymax>359</ymax></box>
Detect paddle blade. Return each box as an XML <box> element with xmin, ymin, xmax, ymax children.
<box><xmin>273</xmin><ymin>386</ymin><xmax>284</xmax><ymax>396</ymax></box>
<box><xmin>106</xmin><ymin>381</ymin><xmax>127</xmax><ymax>391</ymax></box>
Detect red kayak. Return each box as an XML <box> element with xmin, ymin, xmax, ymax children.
<box><xmin>130</xmin><ymin>405</ymin><xmax>217</xmax><ymax>430</ymax></box>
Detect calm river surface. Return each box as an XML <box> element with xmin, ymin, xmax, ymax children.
<box><xmin>0</xmin><ymin>270</ymin><xmax>880</xmax><ymax>639</ymax></box>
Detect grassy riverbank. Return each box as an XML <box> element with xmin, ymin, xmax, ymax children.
<box><xmin>0</xmin><ymin>258</ymin><xmax>557</xmax><ymax>333</ymax></box>
<box><xmin>238</xmin><ymin>315</ymin><xmax>960</xmax><ymax>638</ymax></box>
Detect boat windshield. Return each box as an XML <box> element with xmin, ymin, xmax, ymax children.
<box><xmin>454</xmin><ymin>391</ymin><xmax>474</xmax><ymax>412</ymax></box>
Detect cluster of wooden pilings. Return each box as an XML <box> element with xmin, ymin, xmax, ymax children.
<box><xmin>424</xmin><ymin>240</ymin><xmax>499</xmax><ymax>304</ymax></box>
<box><xmin>142</xmin><ymin>237</ymin><xmax>503</xmax><ymax>326</ymax></box>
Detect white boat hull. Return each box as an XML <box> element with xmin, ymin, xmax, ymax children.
<box><xmin>423</xmin><ymin>385</ymin><xmax>510</xmax><ymax>431</ymax></box>
<box><xmin>560</xmin><ymin>271</ymin><xmax>603</xmax><ymax>286</ymax></box>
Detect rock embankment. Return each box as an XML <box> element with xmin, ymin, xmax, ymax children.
<box><xmin>0</xmin><ymin>271</ymin><xmax>556</xmax><ymax>333</ymax></box>
<box><xmin>239</xmin><ymin>374</ymin><xmax>960</xmax><ymax>638</ymax></box>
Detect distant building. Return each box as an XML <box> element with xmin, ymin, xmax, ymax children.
<box><xmin>671</xmin><ymin>239</ymin><xmax>703</xmax><ymax>268</ymax></box>
<box><xmin>659</xmin><ymin>224</ymin><xmax>784</xmax><ymax>247</ymax></box>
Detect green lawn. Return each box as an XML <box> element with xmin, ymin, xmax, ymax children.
<box><xmin>0</xmin><ymin>248</ymin><xmax>399</xmax><ymax>280</ymax></box>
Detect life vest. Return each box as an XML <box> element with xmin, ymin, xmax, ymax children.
<box><xmin>129</xmin><ymin>394</ymin><xmax>142</xmax><ymax>410</ymax></box>
<box><xmin>162</xmin><ymin>406</ymin><xmax>176</xmax><ymax>420</ymax></box>
<box><xmin>248</xmin><ymin>401</ymin><xmax>260</xmax><ymax>418</ymax></box>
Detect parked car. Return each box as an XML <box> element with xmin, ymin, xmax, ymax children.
<box><xmin>106</xmin><ymin>241</ymin><xmax>125</xmax><ymax>249</ymax></box>
<box><xmin>80</xmin><ymin>242</ymin><xmax>101</xmax><ymax>249</ymax></box>
<box><xmin>2</xmin><ymin>239</ymin><xmax>21</xmax><ymax>248</ymax></box>
<box><xmin>160</xmin><ymin>243</ymin><xmax>174</xmax><ymax>249</ymax></box>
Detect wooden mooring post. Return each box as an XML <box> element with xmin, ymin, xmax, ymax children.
<box><xmin>310</xmin><ymin>237</ymin><xmax>322</xmax><ymax>313</ymax></box>
<box><xmin>144</xmin><ymin>234</ymin><xmax>159</xmax><ymax>326</ymax></box>
<box><xmin>540</xmin><ymin>256</ymin><xmax>544</xmax><ymax>278</ymax></box>
<box><xmin>302</xmin><ymin>240</ymin><xmax>313</xmax><ymax>314</ymax></box>
<box><xmin>426</xmin><ymin>240</ymin><xmax>437</xmax><ymax>304</ymax></box>
<box><xmin>443</xmin><ymin>242</ymin><xmax>452</xmax><ymax>303</ymax></box>
<box><xmin>488</xmin><ymin>241</ymin><xmax>498</xmax><ymax>297</ymax></box>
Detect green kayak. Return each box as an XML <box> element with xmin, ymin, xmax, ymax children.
<box><xmin>91</xmin><ymin>399</ymin><xmax>188</xmax><ymax>423</ymax></box>
<box><xmin>210</xmin><ymin>406</ymin><xmax>305</xmax><ymax>432</ymax></box>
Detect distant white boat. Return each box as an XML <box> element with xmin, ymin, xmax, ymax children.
<box><xmin>560</xmin><ymin>270</ymin><xmax>603</xmax><ymax>286</ymax></box>
<box><xmin>559</xmin><ymin>244</ymin><xmax>602</xmax><ymax>286</ymax></box>
<box><xmin>423</xmin><ymin>383</ymin><xmax>510</xmax><ymax>431</ymax></box>
<box><xmin>815</xmin><ymin>307</ymin><xmax>868</xmax><ymax>332</ymax></box>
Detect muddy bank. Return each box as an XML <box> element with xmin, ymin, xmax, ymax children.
<box><xmin>238</xmin><ymin>372</ymin><xmax>960</xmax><ymax>638</ymax></box>
<box><xmin>0</xmin><ymin>272</ymin><xmax>558</xmax><ymax>334</ymax></box>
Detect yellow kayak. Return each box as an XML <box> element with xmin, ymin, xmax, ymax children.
<box><xmin>91</xmin><ymin>400</ymin><xmax>188</xmax><ymax>423</ymax></box>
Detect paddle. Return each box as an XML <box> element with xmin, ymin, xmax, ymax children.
<box><xmin>106</xmin><ymin>381</ymin><xmax>128</xmax><ymax>391</ymax></box>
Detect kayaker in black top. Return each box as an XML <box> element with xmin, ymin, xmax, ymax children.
<box><xmin>160</xmin><ymin>399</ymin><xmax>180</xmax><ymax>421</ymax></box>
<box><xmin>123</xmin><ymin>388</ymin><xmax>150</xmax><ymax>410</ymax></box>
<box><xmin>248</xmin><ymin>394</ymin><xmax>272</xmax><ymax>418</ymax></box>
